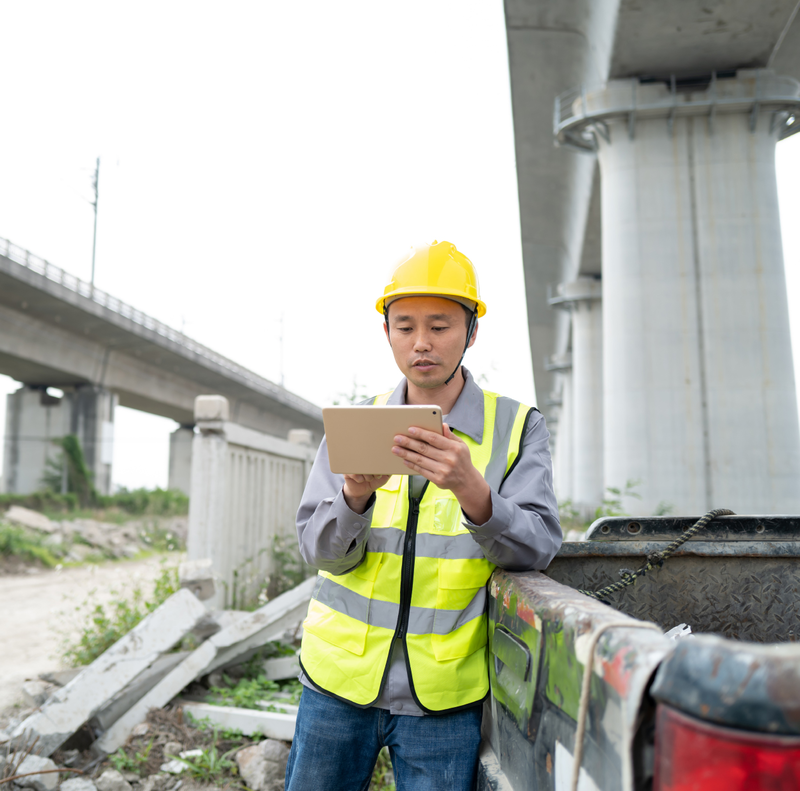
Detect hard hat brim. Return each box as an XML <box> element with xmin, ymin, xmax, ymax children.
<box><xmin>376</xmin><ymin>288</ymin><xmax>487</xmax><ymax>318</ymax></box>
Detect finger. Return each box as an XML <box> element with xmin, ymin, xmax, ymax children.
<box><xmin>406</xmin><ymin>425</ymin><xmax>452</xmax><ymax>448</ymax></box>
<box><xmin>346</xmin><ymin>474</ymin><xmax>365</xmax><ymax>484</ymax></box>
<box><xmin>393</xmin><ymin>435</ymin><xmax>445</xmax><ymax>460</ymax></box>
<box><xmin>395</xmin><ymin>447</ymin><xmax>443</xmax><ymax>475</ymax></box>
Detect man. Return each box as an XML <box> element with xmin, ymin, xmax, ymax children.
<box><xmin>286</xmin><ymin>241</ymin><xmax>561</xmax><ymax>790</ymax></box>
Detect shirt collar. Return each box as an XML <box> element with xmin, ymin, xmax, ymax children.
<box><xmin>386</xmin><ymin>367</ymin><xmax>485</xmax><ymax>444</ymax></box>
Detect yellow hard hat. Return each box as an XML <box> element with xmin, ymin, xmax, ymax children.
<box><xmin>375</xmin><ymin>240</ymin><xmax>487</xmax><ymax>318</ymax></box>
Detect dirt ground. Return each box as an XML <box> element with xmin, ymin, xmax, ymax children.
<box><xmin>0</xmin><ymin>554</ymin><xmax>177</xmax><ymax>714</ymax></box>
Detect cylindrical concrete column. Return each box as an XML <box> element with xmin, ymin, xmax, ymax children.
<box><xmin>566</xmin><ymin>70</ymin><xmax>800</xmax><ymax>514</ymax></box>
<box><xmin>546</xmin><ymin>355</ymin><xmax>574</xmax><ymax>503</ymax></box>
<box><xmin>562</xmin><ymin>280</ymin><xmax>604</xmax><ymax>517</ymax></box>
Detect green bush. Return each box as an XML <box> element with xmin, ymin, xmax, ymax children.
<box><xmin>0</xmin><ymin>522</ymin><xmax>60</xmax><ymax>567</ymax></box>
<box><xmin>0</xmin><ymin>492</ymin><xmax>79</xmax><ymax>514</ymax></box>
<box><xmin>61</xmin><ymin>563</ymin><xmax>180</xmax><ymax>667</ymax></box>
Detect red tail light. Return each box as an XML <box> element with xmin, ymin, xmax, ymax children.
<box><xmin>654</xmin><ymin>704</ymin><xmax>800</xmax><ymax>790</ymax></box>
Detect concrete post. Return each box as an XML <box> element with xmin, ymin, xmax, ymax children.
<box><xmin>580</xmin><ymin>70</ymin><xmax>800</xmax><ymax>514</ymax></box>
<box><xmin>168</xmin><ymin>425</ymin><xmax>195</xmax><ymax>496</ymax></box>
<box><xmin>550</xmin><ymin>279</ymin><xmax>604</xmax><ymax>517</ymax></box>
<box><xmin>546</xmin><ymin>354</ymin><xmax>574</xmax><ymax>503</ymax></box>
<box><xmin>3</xmin><ymin>384</ymin><xmax>115</xmax><ymax>495</ymax></box>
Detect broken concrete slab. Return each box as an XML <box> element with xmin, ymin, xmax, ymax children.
<box><xmin>260</xmin><ymin>655</ymin><xmax>300</xmax><ymax>682</ymax></box>
<box><xmin>12</xmin><ymin>589</ymin><xmax>207</xmax><ymax>756</ymax></box>
<box><xmin>93</xmin><ymin>576</ymin><xmax>315</xmax><ymax>755</ymax></box>
<box><xmin>92</xmin><ymin>652</ymin><xmax>190</xmax><ymax>731</ymax></box>
<box><xmin>178</xmin><ymin>559</ymin><xmax>215</xmax><ymax>601</ymax></box>
<box><xmin>4</xmin><ymin>506</ymin><xmax>58</xmax><ymax>533</ymax></box>
<box><xmin>7</xmin><ymin>753</ymin><xmax>59</xmax><ymax>791</ymax></box>
<box><xmin>179</xmin><ymin>702</ymin><xmax>296</xmax><ymax>741</ymax></box>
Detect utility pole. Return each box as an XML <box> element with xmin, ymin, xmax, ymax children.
<box><xmin>91</xmin><ymin>157</ymin><xmax>100</xmax><ymax>288</ymax></box>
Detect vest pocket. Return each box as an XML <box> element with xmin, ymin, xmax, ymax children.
<box><xmin>303</xmin><ymin>561</ymin><xmax>383</xmax><ymax>657</ymax></box>
<box><xmin>431</xmin><ymin>559</ymin><xmax>491</xmax><ymax>660</ymax></box>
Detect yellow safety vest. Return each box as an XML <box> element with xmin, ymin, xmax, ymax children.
<box><xmin>300</xmin><ymin>389</ymin><xmax>533</xmax><ymax>713</ymax></box>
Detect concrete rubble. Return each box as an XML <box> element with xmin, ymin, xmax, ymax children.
<box><xmin>235</xmin><ymin>739</ymin><xmax>290</xmax><ymax>791</ymax></box>
<box><xmin>3</xmin><ymin>567</ymin><xmax>313</xmax><ymax>791</ymax></box>
<box><xmin>1</xmin><ymin>506</ymin><xmax>189</xmax><ymax>562</ymax></box>
<box><xmin>6</xmin><ymin>753</ymin><xmax>60</xmax><ymax>791</ymax></box>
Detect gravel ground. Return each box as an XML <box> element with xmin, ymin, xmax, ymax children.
<box><xmin>0</xmin><ymin>554</ymin><xmax>179</xmax><ymax>715</ymax></box>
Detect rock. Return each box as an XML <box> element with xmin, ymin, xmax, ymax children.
<box><xmin>162</xmin><ymin>741</ymin><xmax>183</xmax><ymax>759</ymax></box>
<box><xmin>179</xmin><ymin>559</ymin><xmax>215</xmax><ymax>601</ymax></box>
<box><xmin>60</xmin><ymin>779</ymin><xmax>97</xmax><ymax>791</ymax></box>
<box><xmin>60</xmin><ymin>749</ymin><xmax>80</xmax><ymax>767</ymax></box>
<box><xmin>130</xmin><ymin>723</ymin><xmax>150</xmax><ymax>738</ymax></box>
<box><xmin>5</xmin><ymin>506</ymin><xmax>57</xmax><ymax>533</ymax></box>
<box><xmin>39</xmin><ymin>669</ymin><xmax>83</xmax><ymax>688</ymax></box>
<box><xmin>140</xmin><ymin>775</ymin><xmax>170</xmax><ymax>791</ymax></box>
<box><xmin>95</xmin><ymin>768</ymin><xmax>133</xmax><ymax>791</ymax></box>
<box><xmin>235</xmin><ymin>739</ymin><xmax>290</xmax><ymax>791</ymax></box>
<box><xmin>22</xmin><ymin>680</ymin><xmax>53</xmax><ymax>707</ymax></box>
<box><xmin>120</xmin><ymin>773</ymin><xmax>140</xmax><ymax>785</ymax></box>
<box><xmin>7</xmin><ymin>752</ymin><xmax>59</xmax><ymax>791</ymax></box>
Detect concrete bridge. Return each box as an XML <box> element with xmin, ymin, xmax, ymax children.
<box><xmin>0</xmin><ymin>237</ymin><xmax>323</xmax><ymax>495</ymax></box>
<box><xmin>505</xmin><ymin>0</ymin><xmax>800</xmax><ymax>516</ymax></box>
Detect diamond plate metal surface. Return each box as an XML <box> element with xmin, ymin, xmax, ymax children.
<box><xmin>546</xmin><ymin>555</ymin><xmax>800</xmax><ymax>643</ymax></box>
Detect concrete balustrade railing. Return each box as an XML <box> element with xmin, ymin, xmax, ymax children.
<box><xmin>187</xmin><ymin>395</ymin><xmax>318</xmax><ymax>609</ymax></box>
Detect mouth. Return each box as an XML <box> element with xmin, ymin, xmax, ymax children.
<box><xmin>412</xmin><ymin>359</ymin><xmax>438</xmax><ymax>372</ymax></box>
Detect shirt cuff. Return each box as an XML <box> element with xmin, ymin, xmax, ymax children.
<box><xmin>461</xmin><ymin>489</ymin><xmax>514</xmax><ymax>536</ymax></box>
<box><xmin>330</xmin><ymin>487</ymin><xmax>375</xmax><ymax>541</ymax></box>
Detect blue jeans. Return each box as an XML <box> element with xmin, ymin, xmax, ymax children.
<box><xmin>285</xmin><ymin>687</ymin><xmax>482</xmax><ymax>791</ymax></box>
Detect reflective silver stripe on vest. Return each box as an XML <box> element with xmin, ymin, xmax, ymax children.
<box><xmin>483</xmin><ymin>396</ymin><xmax>526</xmax><ymax>490</ymax></box>
<box><xmin>367</xmin><ymin>527</ymin><xmax>484</xmax><ymax>560</ymax></box>
<box><xmin>315</xmin><ymin>576</ymin><xmax>487</xmax><ymax>635</ymax></box>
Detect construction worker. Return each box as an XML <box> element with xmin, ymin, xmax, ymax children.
<box><xmin>286</xmin><ymin>241</ymin><xmax>561</xmax><ymax>791</ymax></box>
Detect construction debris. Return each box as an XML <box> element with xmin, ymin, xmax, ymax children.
<box><xmin>94</xmin><ymin>575</ymin><xmax>315</xmax><ymax>754</ymax></box>
<box><xmin>235</xmin><ymin>739</ymin><xmax>290</xmax><ymax>791</ymax></box>
<box><xmin>5</xmin><ymin>753</ymin><xmax>59</xmax><ymax>791</ymax></box>
<box><xmin>261</xmin><ymin>655</ymin><xmax>300</xmax><ymax>682</ymax></box>
<box><xmin>11</xmin><ymin>589</ymin><xmax>208</xmax><ymax>756</ymax></box>
<box><xmin>59</xmin><ymin>779</ymin><xmax>97</xmax><ymax>791</ymax></box>
<box><xmin>94</xmin><ymin>770</ymin><xmax>132</xmax><ymax>791</ymax></box>
<box><xmin>178</xmin><ymin>702</ymin><xmax>296</xmax><ymax>741</ymax></box>
<box><xmin>178</xmin><ymin>560</ymin><xmax>215</xmax><ymax>601</ymax></box>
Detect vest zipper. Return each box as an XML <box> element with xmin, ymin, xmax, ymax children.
<box><xmin>395</xmin><ymin>481</ymin><xmax>427</xmax><ymax>641</ymax></box>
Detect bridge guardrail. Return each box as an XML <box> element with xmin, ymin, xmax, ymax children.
<box><xmin>0</xmin><ymin>236</ymin><xmax>321</xmax><ymax>418</ymax></box>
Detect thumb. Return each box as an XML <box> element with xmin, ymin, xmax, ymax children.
<box><xmin>443</xmin><ymin>423</ymin><xmax>453</xmax><ymax>438</ymax></box>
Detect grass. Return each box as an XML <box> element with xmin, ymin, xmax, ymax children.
<box><xmin>109</xmin><ymin>738</ymin><xmax>156</xmax><ymax>775</ymax></box>
<box><xmin>0</xmin><ymin>522</ymin><xmax>61</xmax><ymax>567</ymax></box>
<box><xmin>60</xmin><ymin>562</ymin><xmax>180</xmax><ymax>667</ymax></box>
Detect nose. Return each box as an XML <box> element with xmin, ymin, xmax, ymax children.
<box><xmin>413</xmin><ymin>329</ymin><xmax>432</xmax><ymax>352</ymax></box>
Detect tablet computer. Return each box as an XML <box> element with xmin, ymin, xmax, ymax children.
<box><xmin>323</xmin><ymin>405</ymin><xmax>444</xmax><ymax>475</ymax></box>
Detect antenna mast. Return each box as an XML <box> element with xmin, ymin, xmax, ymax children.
<box><xmin>91</xmin><ymin>157</ymin><xmax>100</xmax><ymax>287</ymax></box>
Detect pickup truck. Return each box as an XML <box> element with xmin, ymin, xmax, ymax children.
<box><xmin>477</xmin><ymin>513</ymin><xmax>800</xmax><ymax>791</ymax></box>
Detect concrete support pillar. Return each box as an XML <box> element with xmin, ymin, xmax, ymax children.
<box><xmin>168</xmin><ymin>425</ymin><xmax>194</xmax><ymax>496</ymax></box>
<box><xmin>3</xmin><ymin>384</ymin><xmax>116</xmax><ymax>495</ymax></box>
<box><xmin>573</xmin><ymin>70</ymin><xmax>800</xmax><ymax>514</ymax></box>
<box><xmin>551</xmin><ymin>279</ymin><xmax>604</xmax><ymax>517</ymax></box>
<box><xmin>546</xmin><ymin>355</ymin><xmax>574</xmax><ymax>503</ymax></box>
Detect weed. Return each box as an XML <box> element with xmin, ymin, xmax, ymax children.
<box><xmin>0</xmin><ymin>522</ymin><xmax>61</xmax><ymax>567</ymax></box>
<box><xmin>209</xmin><ymin>675</ymin><xmax>302</xmax><ymax>710</ymax></box>
<box><xmin>61</xmin><ymin>563</ymin><xmax>179</xmax><ymax>667</ymax></box>
<box><xmin>109</xmin><ymin>738</ymin><xmax>155</xmax><ymax>775</ymax></box>
<box><xmin>172</xmin><ymin>737</ymin><xmax>238</xmax><ymax>783</ymax></box>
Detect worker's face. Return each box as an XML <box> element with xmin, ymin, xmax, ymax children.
<box><xmin>384</xmin><ymin>296</ymin><xmax>477</xmax><ymax>389</ymax></box>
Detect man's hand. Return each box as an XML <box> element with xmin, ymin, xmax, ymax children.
<box><xmin>343</xmin><ymin>474</ymin><xmax>390</xmax><ymax>514</ymax></box>
<box><xmin>392</xmin><ymin>424</ymin><xmax>493</xmax><ymax>524</ymax></box>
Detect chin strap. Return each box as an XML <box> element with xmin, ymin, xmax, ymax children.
<box><xmin>444</xmin><ymin>308</ymin><xmax>478</xmax><ymax>386</ymax></box>
<box><xmin>384</xmin><ymin>306</ymin><xmax>478</xmax><ymax>387</ymax></box>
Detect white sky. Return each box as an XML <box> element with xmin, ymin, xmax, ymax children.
<box><xmin>0</xmin><ymin>2</ymin><xmax>799</xmax><ymax>491</ymax></box>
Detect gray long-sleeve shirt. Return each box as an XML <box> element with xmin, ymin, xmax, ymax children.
<box><xmin>296</xmin><ymin>368</ymin><xmax>562</xmax><ymax>715</ymax></box>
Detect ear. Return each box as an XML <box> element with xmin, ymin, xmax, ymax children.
<box><xmin>383</xmin><ymin>321</ymin><xmax>391</xmax><ymax>346</ymax></box>
<box><xmin>467</xmin><ymin>320</ymin><xmax>478</xmax><ymax>349</ymax></box>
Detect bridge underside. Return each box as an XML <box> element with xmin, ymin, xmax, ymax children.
<box><xmin>505</xmin><ymin>0</ymin><xmax>800</xmax><ymax>516</ymax></box>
